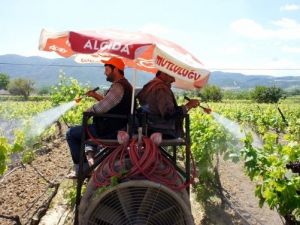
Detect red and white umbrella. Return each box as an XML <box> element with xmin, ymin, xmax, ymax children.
<box><xmin>39</xmin><ymin>28</ymin><xmax>210</xmax><ymax>90</ymax></box>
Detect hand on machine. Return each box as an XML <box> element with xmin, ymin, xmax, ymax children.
<box><xmin>75</xmin><ymin>87</ymin><xmax>101</xmax><ymax>103</ymax></box>
<box><xmin>184</xmin><ymin>96</ymin><xmax>211</xmax><ymax>114</ymax></box>
<box><xmin>86</xmin><ymin>151</ymin><xmax>95</xmax><ymax>167</ymax></box>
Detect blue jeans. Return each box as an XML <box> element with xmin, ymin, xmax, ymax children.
<box><xmin>66</xmin><ymin>124</ymin><xmax>98</xmax><ymax>165</ymax></box>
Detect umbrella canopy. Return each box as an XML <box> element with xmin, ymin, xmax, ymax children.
<box><xmin>39</xmin><ymin>29</ymin><xmax>210</xmax><ymax>90</ymax></box>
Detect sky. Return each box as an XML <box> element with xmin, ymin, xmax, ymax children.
<box><xmin>1</xmin><ymin>0</ymin><xmax>300</xmax><ymax>76</ymax></box>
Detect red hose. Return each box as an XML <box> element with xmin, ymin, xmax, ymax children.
<box><xmin>85</xmin><ymin>127</ymin><xmax>119</xmax><ymax>148</ymax></box>
<box><xmin>92</xmin><ymin>136</ymin><xmax>196</xmax><ymax>191</ymax></box>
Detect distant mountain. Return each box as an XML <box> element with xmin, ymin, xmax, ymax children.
<box><xmin>210</xmin><ymin>71</ymin><xmax>300</xmax><ymax>90</ymax></box>
<box><xmin>0</xmin><ymin>54</ymin><xmax>153</xmax><ymax>88</ymax></box>
<box><xmin>1</xmin><ymin>54</ymin><xmax>300</xmax><ymax>90</ymax></box>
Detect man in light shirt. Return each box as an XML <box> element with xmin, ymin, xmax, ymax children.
<box><xmin>66</xmin><ymin>57</ymin><xmax>132</xmax><ymax>178</ymax></box>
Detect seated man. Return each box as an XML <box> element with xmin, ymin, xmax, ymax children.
<box><xmin>136</xmin><ymin>71</ymin><xmax>199</xmax><ymax>138</ymax></box>
<box><xmin>66</xmin><ymin>57</ymin><xmax>132</xmax><ymax>178</ymax></box>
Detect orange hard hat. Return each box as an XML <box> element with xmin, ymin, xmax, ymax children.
<box><xmin>101</xmin><ymin>57</ymin><xmax>125</xmax><ymax>71</ymax></box>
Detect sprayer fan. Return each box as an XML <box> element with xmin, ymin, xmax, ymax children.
<box><xmin>82</xmin><ymin>180</ymin><xmax>194</xmax><ymax>225</ymax></box>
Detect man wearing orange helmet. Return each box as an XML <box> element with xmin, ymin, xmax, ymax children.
<box><xmin>66</xmin><ymin>57</ymin><xmax>132</xmax><ymax>178</ymax></box>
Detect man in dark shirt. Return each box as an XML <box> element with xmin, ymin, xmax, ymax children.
<box><xmin>137</xmin><ymin>71</ymin><xmax>199</xmax><ymax>138</ymax></box>
<box><xmin>66</xmin><ymin>57</ymin><xmax>132</xmax><ymax>178</ymax></box>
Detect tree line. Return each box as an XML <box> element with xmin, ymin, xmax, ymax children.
<box><xmin>184</xmin><ymin>84</ymin><xmax>300</xmax><ymax>103</ymax></box>
<box><xmin>0</xmin><ymin>73</ymin><xmax>50</xmax><ymax>100</ymax></box>
<box><xmin>1</xmin><ymin>72</ymin><xmax>299</xmax><ymax>102</ymax></box>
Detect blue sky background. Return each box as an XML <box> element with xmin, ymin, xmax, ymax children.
<box><xmin>1</xmin><ymin>0</ymin><xmax>300</xmax><ymax>76</ymax></box>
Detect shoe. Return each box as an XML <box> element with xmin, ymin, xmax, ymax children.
<box><xmin>66</xmin><ymin>170</ymin><xmax>78</xmax><ymax>179</ymax></box>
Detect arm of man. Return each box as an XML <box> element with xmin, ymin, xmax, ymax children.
<box><xmin>85</xmin><ymin>83</ymin><xmax>124</xmax><ymax>113</ymax></box>
<box><xmin>184</xmin><ymin>99</ymin><xmax>200</xmax><ymax>111</ymax></box>
<box><xmin>156</xmin><ymin>87</ymin><xmax>187</xmax><ymax>119</ymax></box>
<box><xmin>85</xmin><ymin>90</ymin><xmax>104</xmax><ymax>101</ymax></box>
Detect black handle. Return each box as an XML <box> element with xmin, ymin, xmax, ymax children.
<box><xmin>184</xmin><ymin>96</ymin><xmax>191</xmax><ymax>101</ymax></box>
<box><xmin>83</xmin><ymin>87</ymin><xmax>99</xmax><ymax>96</ymax></box>
<box><xmin>91</xmin><ymin>87</ymin><xmax>99</xmax><ymax>92</ymax></box>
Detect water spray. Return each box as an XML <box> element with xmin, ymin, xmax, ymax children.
<box><xmin>75</xmin><ymin>87</ymin><xmax>99</xmax><ymax>103</ymax></box>
<box><xmin>25</xmin><ymin>101</ymin><xmax>77</xmax><ymax>139</ymax></box>
<box><xmin>184</xmin><ymin>96</ymin><xmax>212</xmax><ymax>114</ymax></box>
<box><xmin>211</xmin><ymin>112</ymin><xmax>263</xmax><ymax>148</ymax></box>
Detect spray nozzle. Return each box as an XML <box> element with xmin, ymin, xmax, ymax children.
<box><xmin>90</xmin><ymin>87</ymin><xmax>100</xmax><ymax>92</ymax></box>
<box><xmin>75</xmin><ymin>87</ymin><xmax>99</xmax><ymax>103</ymax></box>
<box><xmin>202</xmin><ymin>107</ymin><xmax>212</xmax><ymax>114</ymax></box>
<box><xmin>75</xmin><ymin>97</ymin><xmax>82</xmax><ymax>103</ymax></box>
<box><xmin>184</xmin><ymin>96</ymin><xmax>212</xmax><ymax>114</ymax></box>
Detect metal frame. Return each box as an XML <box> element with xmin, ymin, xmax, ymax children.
<box><xmin>74</xmin><ymin>112</ymin><xmax>129</xmax><ymax>225</ymax></box>
<box><xmin>74</xmin><ymin>112</ymin><xmax>191</xmax><ymax>225</ymax></box>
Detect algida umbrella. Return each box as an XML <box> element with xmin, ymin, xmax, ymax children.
<box><xmin>39</xmin><ymin>28</ymin><xmax>210</xmax><ymax>91</ymax></box>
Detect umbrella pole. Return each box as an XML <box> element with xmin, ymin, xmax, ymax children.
<box><xmin>128</xmin><ymin>69</ymin><xmax>137</xmax><ymax>136</ymax></box>
<box><xmin>130</xmin><ymin>69</ymin><xmax>136</xmax><ymax>114</ymax></box>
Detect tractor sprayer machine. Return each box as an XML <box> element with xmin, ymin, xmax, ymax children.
<box><xmin>74</xmin><ymin>98</ymin><xmax>211</xmax><ymax>225</ymax></box>
<box><xmin>39</xmin><ymin>28</ymin><xmax>212</xmax><ymax>225</ymax></box>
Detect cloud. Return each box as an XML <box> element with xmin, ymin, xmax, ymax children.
<box><xmin>139</xmin><ymin>23</ymin><xmax>191</xmax><ymax>44</ymax></box>
<box><xmin>280</xmin><ymin>4</ymin><xmax>300</xmax><ymax>11</ymax></box>
<box><xmin>264</xmin><ymin>58</ymin><xmax>297</xmax><ymax>68</ymax></box>
<box><xmin>139</xmin><ymin>23</ymin><xmax>172</xmax><ymax>38</ymax></box>
<box><xmin>230</xmin><ymin>18</ymin><xmax>300</xmax><ymax>39</ymax></box>
<box><xmin>218</xmin><ymin>46</ymin><xmax>244</xmax><ymax>55</ymax></box>
<box><xmin>282</xmin><ymin>46</ymin><xmax>300</xmax><ymax>53</ymax></box>
<box><xmin>259</xmin><ymin>58</ymin><xmax>300</xmax><ymax>75</ymax></box>
<box><xmin>139</xmin><ymin>23</ymin><xmax>196</xmax><ymax>53</ymax></box>
<box><xmin>206</xmin><ymin>57</ymin><xmax>300</xmax><ymax>76</ymax></box>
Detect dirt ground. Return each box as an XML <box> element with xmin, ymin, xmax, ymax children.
<box><xmin>0</xmin><ymin>132</ymin><xmax>72</xmax><ymax>225</ymax></box>
<box><xmin>0</xmin><ymin>127</ymin><xmax>284</xmax><ymax>225</ymax></box>
<box><xmin>206</xmin><ymin>155</ymin><xmax>284</xmax><ymax>225</ymax></box>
